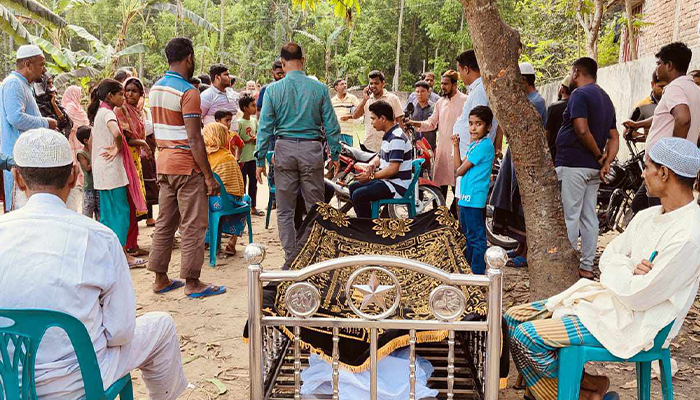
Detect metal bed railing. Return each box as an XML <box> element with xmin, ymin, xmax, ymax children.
<box><xmin>246</xmin><ymin>243</ymin><xmax>507</xmax><ymax>400</ymax></box>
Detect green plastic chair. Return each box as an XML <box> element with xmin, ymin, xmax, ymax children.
<box><xmin>370</xmin><ymin>158</ymin><xmax>424</xmax><ymax>219</ymax></box>
<box><xmin>0</xmin><ymin>309</ymin><xmax>133</xmax><ymax>400</ymax></box>
<box><xmin>208</xmin><ymin>173</ymin><xmax>254</xmax><ymax>267</ymax></box>
<box><xmin>265</xmin><ymin>151</ymin><xmax>275</xmax><ymax>230</ymax></box>
<box><xmin>557</xmin><ymin>321</ymin><xmax>675</xmax><ymax>400</ymax></box>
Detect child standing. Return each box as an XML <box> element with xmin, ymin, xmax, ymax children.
<box><xmin>238</xmin><ymin>94</ymin><xmax>263</xmax><ymax>216</ymax></box>
<box><xmin>215</xmin><ymin>110</ymin><xmax>244</xmax><ymax>160</ymax></box>
<box><xmin>452</xmin><ymin>105</ymin><xmax>495</xmax><ymax>274</ymax></box>
<box><xmin>76</xmin><ymin>126</ymin><xmax>99</xmax><ymax>219</ymax></box>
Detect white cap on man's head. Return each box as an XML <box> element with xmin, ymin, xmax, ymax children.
<box><xmin>519</xmin><ymin>62</ymin><xmax>536</xmax><ymax>75</ymax></box>
<box><xmin>13</xmin><ymin>128</ymin><xmax>73</xmax><ymax>168</ymax></box>
<box><xmin>648</xmin><ymin>137</ymin><xmax>700</xmax><ymax>178</ymax></box>
<box><xmin>16</xmin><ymin>45</ymin><xmax>43</xmax><ymax>60</ymax></box>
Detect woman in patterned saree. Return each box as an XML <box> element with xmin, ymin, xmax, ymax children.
<box><xmin>115</xmin><ymin>77</ymin><xmax>152</xmax><ymax>256</ymax></box>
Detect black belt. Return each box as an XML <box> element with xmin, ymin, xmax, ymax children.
<box><xmin>277</xmin><ymin>136</ymin><xmax>322</xmax><ymax>143</ymax></box>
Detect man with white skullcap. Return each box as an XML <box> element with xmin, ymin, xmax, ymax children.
<box><xmin>0</xmin><ymin>128</ymin><xmax>187</xmax><ymax>400</ymax></box>
<box><xmin>503</xmin><ymin>136</ymin><xmax>700</xmax><ymax>400</ymax></box>
<box><xmin>0</xmin><ymin>44</ymin><xmax>58</xmax><ymax>211</ymax></box>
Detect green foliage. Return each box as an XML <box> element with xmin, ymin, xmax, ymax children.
<box><xmin>0</xmin><ymin>0</ymin><xmax>624</xmax><ymax>90</ymax></box>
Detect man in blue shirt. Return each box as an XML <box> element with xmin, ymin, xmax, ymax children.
<box><xmin>0</xmin><ymin>45</ymin><xmax>57</xmax><ymax>211</ymax></box>
<box><xmin>555</xmin><ymin>57</ymin><xmax>619</xmax><ymax>279</ymax></box>
<box><xmin>255</xmin><ymin>43</ymin><xmax>341</xmax><ymax>260</ymax></box>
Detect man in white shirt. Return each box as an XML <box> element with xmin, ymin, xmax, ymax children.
<box><xmin>505</xmin><ymin>137</ymin><xmax>700</xmax><ymax>400</ymax></box>
<box><xmin>200</xmin><ymin>63</ymin><xmax>239</xmax><ymax>130</ymax></box>
<box><xmin>352</xmin><ymin>70</ymin><xmax>404</xmax><ymax>152</ymax></box>
<box><xmin>0</xmin><ymin>128</ymin><xmax>187</xmax><ymax>400</ymax></box>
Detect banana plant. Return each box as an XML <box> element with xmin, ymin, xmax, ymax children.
<box><xmin>0</xmin><ymin>0</ymin><xmax>67</xmax><ymax>45</ymax></box>
<box><xmin>295</xmin><ymin>25</ymin><xmax>344</xmax><ymax>83</ymax></box>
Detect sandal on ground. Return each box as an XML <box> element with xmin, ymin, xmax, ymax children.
<box><xmin>128</xmin><ymin>258</ymin><xmax>148</xmax><ymax>268</ymax></box>
<box><xmin>154</xmin><ymin>279</ymin><xmax>184</xmax><ymax>294</ymax></box>
<box><xmin>127</xmin><ymin>248</ymin><xmax>149</xmax><ymax>257</ymax></box>
<box><xmin>603</xmin><ymin>392</ymin><xmax>620</xmax><ymax>400</ymax></box>
<box><xmin>578</xmin><ymin>268</ymin><xmax>595</xmax><ymax>279</ymax></box>
<box><xmin>251</xmin><ymin>210</ymin><xmax>265</xmax><ymax>216</ymax></box>
<box><xmin>222</xmin><ymin>246</ymin><xmax>237</xmax><ymax>256</ymax></box>
<box><xmin>187</xmin><ymin>285</ymin><xmax>227</xmax><ymax>299</ymax></box>
<box><xmin>146</xmin><ymin>219</ymin><xmax>156</xmax><ymax>227</ymax></box>
<box><xmin>507</xmin><ymin>250</ymin><xmax>519</xmax><ymax>259</ymax></box>
<box><xmin>507</xmin><ymin>256</ymin><xmax>528</xmax><ymax>268</ymax></box>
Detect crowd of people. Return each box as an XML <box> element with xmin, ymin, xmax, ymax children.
<box><xmin>0</xmin><ymin>33</ymin><xmax>699</xmax><ymax>400</ymax></box>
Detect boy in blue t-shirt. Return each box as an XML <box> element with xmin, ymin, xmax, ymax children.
<box><xmin>452</xmin><ymin>105</ymin><xmax>495</xmax><ymax>274</ymax></box>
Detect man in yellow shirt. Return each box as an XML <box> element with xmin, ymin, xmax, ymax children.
<box><xmin>331</xmin><ymin>79</ymin><xmax>359</xmax><ymax>146</ymax></box>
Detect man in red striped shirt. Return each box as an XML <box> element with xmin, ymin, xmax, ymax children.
<box><xmin>148</xmin><ymin>37</ymin><xmax>225</xmax><ymax>299</ymax></box>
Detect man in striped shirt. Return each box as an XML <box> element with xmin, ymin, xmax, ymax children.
<box><xmin>350</xmin><ymin>100</ymin><xmax>414</xmax><ymax>218</ymax></box>
<box><xmin>147</xmin><ymin>37</ymin><xmax>225</xmax><ymax>299</ymax></box>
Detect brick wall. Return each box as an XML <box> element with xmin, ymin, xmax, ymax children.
<box><xmin>638</xmin><ymin>0</ymin><xmax>700</xmax><ymax>56</ymax></box>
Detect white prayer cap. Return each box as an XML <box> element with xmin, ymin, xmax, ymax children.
<box><xmin>13</xmin><ymin>128</ymin><xmax>73</xmax><ymax>168</ymax></box>
<box><xmin>16</xmin><ymin>45</ymin><xmax>43</xmax><ymax>60</ymax></box>
<box><xmin>648</xmin><ymin>137</ymin><xmax>700</xmax><ymax>178</ymax></box>
<box><xmin>519</xmin><ymin>62</ymin><xmax>536</xmax><ymax>75</ymax></box>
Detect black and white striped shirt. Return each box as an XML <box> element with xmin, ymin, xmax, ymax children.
<box><xmin>379</xmin><ymin>125</ymin><xmax>414</xmax><ymax>198</ymax></box>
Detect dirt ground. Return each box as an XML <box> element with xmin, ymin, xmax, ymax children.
<box><xmin>129</xmin><ymin>181</ymin><xmax>700</xmax><ymax>399</ymax></box>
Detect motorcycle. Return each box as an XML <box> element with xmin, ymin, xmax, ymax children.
<box><xmin>597</xmin><ymin>129</ymin><xmax>645</xmax><ymax>233</ymax></box>
<box><xmin>325</xmin><ymin>110</ymin><xmax>446</xmax><ymax>218</ymax></box>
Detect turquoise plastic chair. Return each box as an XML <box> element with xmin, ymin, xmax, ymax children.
<box><xmin>557</xmin><ymin>321</ymin><xmax>675</xmax><ymax>400</ymax></box>
<box><xmin>0</xmin><ymin>309</ymin><xmax>133</xmax><ymax>400</ymax></box>
<box><xmin>208</xmin><ymin>173</ymin><xmax>253</xmax><ymax>267</ymax></box>
<box><xmin>265</xmin><ymin>151</ymin><xmax>275</xmax><ymax>230</ymax></box>
<box><xmin>370</xmin><ymin>158</ymin><xmax>425</xmax><ymax>219</ymax></box>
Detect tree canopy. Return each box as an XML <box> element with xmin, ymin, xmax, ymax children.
<box><xmin>0</xmin><ymin>0</ymin><xmax>625</xmax><ymax>90</ymax></box>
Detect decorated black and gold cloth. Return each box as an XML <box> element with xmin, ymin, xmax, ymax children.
<box><xmin>249</xmin><ymin>203</ymin><xmax>507</xmax><ymax>375</ymax></box>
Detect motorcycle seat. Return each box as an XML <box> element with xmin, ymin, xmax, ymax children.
<box><xmin>343</xmin><ymin>145</ymin><xmax>376</xmax><ymax>163</ymax></box>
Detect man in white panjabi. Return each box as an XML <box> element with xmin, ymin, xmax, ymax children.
<box><xmin>0</xmin><ymin>128</ymin><xmax>187</xmax><ymax>400</ymax></box>
<box><xmin>505</xmin><ymin>136</ymin><xmax>700</xmax><ymax>400</ymax></box>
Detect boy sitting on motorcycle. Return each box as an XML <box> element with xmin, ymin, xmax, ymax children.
<box><xmin>349</xmin><ymin>100</ymin><xmax>414</xmax><ymax>218</ymax></box>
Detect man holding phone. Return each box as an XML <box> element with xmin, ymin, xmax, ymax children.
<box><xmin>352</xmin><ymin>70</ymin><xmax>404</xmax><ymax>152</ymax></box>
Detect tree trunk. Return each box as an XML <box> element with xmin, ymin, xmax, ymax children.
<box><xmin>346</xmin><ymin>23</ymin><xmax>354</xmax><ymax>81</ymax></box>
<box><xmin>201</xmin><ymin>0</ymin><xmax>209</xmax><ymax>73</ymax></box>
<box><xmin>459</xmin><ymin>10</ymin><xmax>465</xmax><ymax>52</ymax></box>
<box><xmin>219</xmin><ymin>0</ymin><xmax>225</xmax><ymax>63</ymax></box>
<box><xmin>393</xmin><ymin>0</ymin><xmax>405</xmax><ymax>91</ymax></box>
<box><xmin>459</xmin><ymin>0</ymin><xmax>580</xmax><ymax>300</ymax></box>
<box><xmin>575</xmin><ymin>0</ymin><xmax>604</xmax><ymax>60</ymax></box>
<box><xmin>624</xmin><ymin>0</ymin><xmax>637</xmax><ymax>60</ymax></box>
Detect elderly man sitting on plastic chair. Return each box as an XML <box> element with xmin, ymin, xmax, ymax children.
<box><xmin>349</xmin><ymin>100</ymin><xmax>414</xmax><ymax>218</ymax></box>
<box><xmin>0</xmin><ymin>129</ymin><xmax>187</xmax><ymax>399</ymax></box>
<box><xmin>505</xmin><ymin>137</ymin><xmax>700</xmax><ymax>400</ymax></box>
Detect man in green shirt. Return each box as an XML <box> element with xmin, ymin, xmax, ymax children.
<box><xmin>255</xmin><ymin>42</ymin><xmax>341</xmax><ymax>260</ymax></box>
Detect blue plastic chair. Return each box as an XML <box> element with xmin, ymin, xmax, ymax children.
<box><xmin>265</xmin><ymin>151</ymin><xmax>275</xmax><ymax>230</ymax></box>
<box><xmin>0</xmin><ymin>309</ymin><xmax>133</xmax><ymax>400</ymax></box>
<box><xmin>557</xmin><ymin>321</ymin><xmax>675</xmax><ymax>400</ymax></box>
<box><xmin>208</xmin><ymin>173</ymin><xmax>253</xmax><ymax>267</ymax></box>
<box><xmin>370</xmin><ymin>158</ymin><xmax>425</xmax><ymax>219</ymax></box>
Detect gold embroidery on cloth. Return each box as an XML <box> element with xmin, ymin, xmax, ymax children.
<box><xmin>316</xmin><ymin>202</ymin><xmax>350</xmax><ymax>227</ymax></box>
<box><xmin>435</xmin><ymin>206</ymin><xmax>459</xmax><ymax>229</ymax></box>
<box><xmin>372</xmin><ymin>218</ymin><xmax>413</xmax><ymax>239</ymax></box>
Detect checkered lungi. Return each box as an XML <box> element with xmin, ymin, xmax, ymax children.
<box><xmin>504</xmin><ymin>300</ymin><xmax>601</xmax><ymax>400</ymax></box>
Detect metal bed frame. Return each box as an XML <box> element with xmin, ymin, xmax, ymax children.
<box><xmin>246</xmin><ymin>244</ymin><xmax>507</xmax><ymax>400</ymax></box>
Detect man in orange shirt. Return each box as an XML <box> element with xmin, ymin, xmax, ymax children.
<box><xmin>148</xmin><ymin>37</ymin><xmax>225</xmax><ymax>298</ymax></box>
